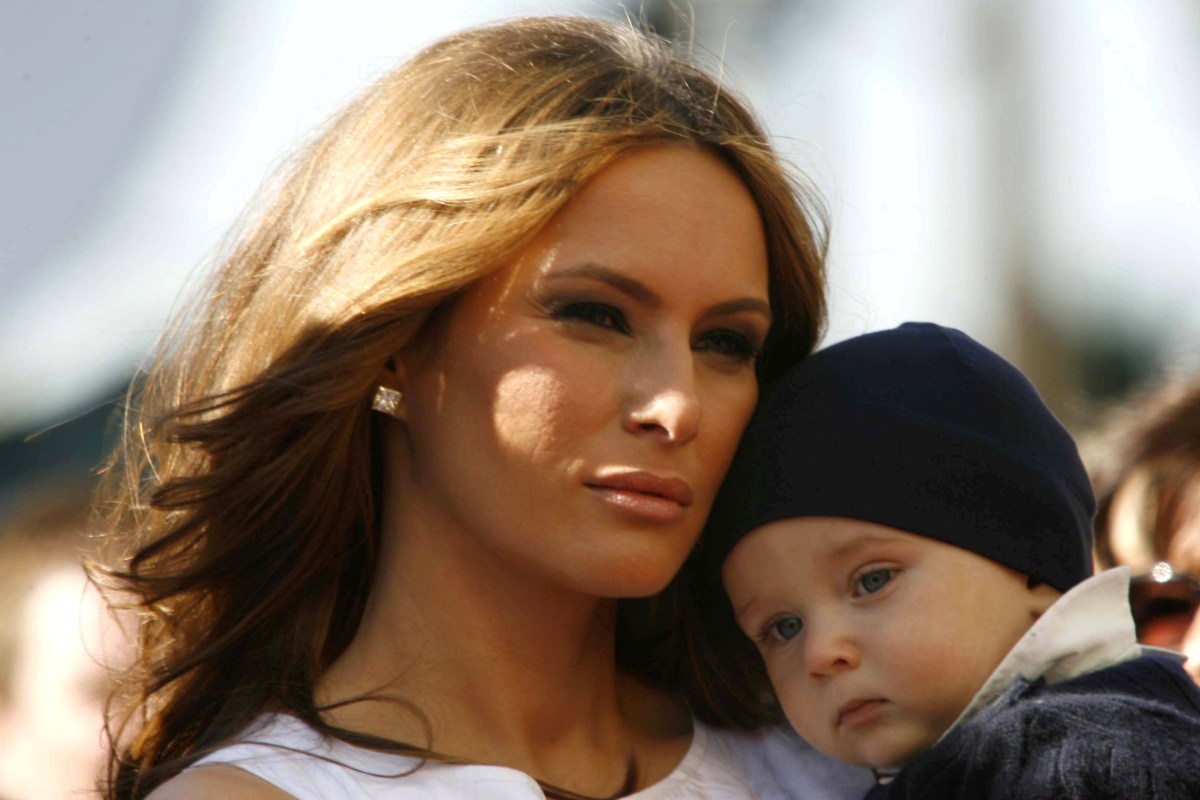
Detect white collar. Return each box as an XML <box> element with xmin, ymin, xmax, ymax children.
<box><xmin>946</xmin><ymin>566</ymin><xmax>1142</xmax><ymax>736</ymax></box>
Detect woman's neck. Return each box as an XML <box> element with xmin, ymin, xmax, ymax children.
<box><xmin>315</xmin><ymin>514</ymin><xmax>692</xmax><ymax>794</ymax></box>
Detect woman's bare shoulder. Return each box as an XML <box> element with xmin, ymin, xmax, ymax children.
<box><xmin>145</xmin><ymin>764</ymin><xmax>295</xmax><ymax>800</ymax></box>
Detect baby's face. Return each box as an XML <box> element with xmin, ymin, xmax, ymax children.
<box><xmin>723</xmin><ymin>517</ymin><xmax>1053</xmax><ymax>770</ymax></box>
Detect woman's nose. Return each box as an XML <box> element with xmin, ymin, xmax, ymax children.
<box><xmin>622</xmin><ymin>348</ymin><xmax>701</xmax><ymax>446</ymax></box>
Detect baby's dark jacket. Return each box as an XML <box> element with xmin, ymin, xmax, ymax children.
<box><xmin>865</xmin><ymin>650</ymin><xmax>1200</xmax><ymax>800</ymax></box>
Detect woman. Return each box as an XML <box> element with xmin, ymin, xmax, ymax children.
<box><xmin>1088</xmin><ymin>377</ymin><xmax>1200</xmax><ymax>682</ymax></box>
<box><xmin>96</xmin><ymin>16</ymin><xmax>871</xmax><ymax>799</ymax></box>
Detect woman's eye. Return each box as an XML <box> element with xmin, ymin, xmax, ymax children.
<box><xmin>855</xmin><ymin>568</ymin><xmax>896</xmax><ymax>596</ymax></box>
<box><xmin>695</xmin><ymin>329</ymin><xmax>759</xmax><ymax>362</ymax></box>
<box><xmin>766</xmin><ymin>615</ymin><xmax>803</xmax><ymax>642</ymax></box>
<box><xmin>551</xmin><ymin>301</ymin><xmax>629</xmax><ymax>334</ymax></box>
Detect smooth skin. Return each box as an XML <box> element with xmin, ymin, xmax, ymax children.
<box><xmin>154</xmin><ymin>144</ymin><xmax>771</xmax><ymax>797</ymax></box>
<box><xmin>724</xmin><ymin>517</ymin><xmax>1060</xmax><ymax>771</ymax></box>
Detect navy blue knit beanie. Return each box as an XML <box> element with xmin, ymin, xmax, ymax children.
<box><xmin>704</xmin><ymin>322</ymin><xmax>1095</xmax><ymax>593</ymax></box>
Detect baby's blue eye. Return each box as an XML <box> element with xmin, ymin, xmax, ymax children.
<box><xmin>770</xmin><ymin>616</ymin><xmax>803</xmax><ymax>642</ymax></box>
<box><xmin>856</xmin><ymin>568</ymin><xmax>895</xmax><ymax>595</ymax></box>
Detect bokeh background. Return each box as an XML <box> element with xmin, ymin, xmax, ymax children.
<box><xmin>2</xmin><ymin>1</ymin><xmax>1199</xmax><ymax>797</ymax></box>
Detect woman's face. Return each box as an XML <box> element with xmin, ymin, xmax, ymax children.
<box><xmin>1108</xmin><ymin>479</ymin><xmax>1200</xmax><ymax>683</ymax></box>
<box><xmin>390</xmin><ymin>144</ymin><xmax>771</xmax><ymax>598</ymax></box>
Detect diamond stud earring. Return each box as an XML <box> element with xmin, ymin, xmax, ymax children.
<box><xmin>371</xmin><ymin>386</ymin><xmax>403</xmax><ymax>418</ymax></box>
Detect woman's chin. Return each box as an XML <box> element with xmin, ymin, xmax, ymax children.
<box><xmin>581</xmin><ymin>555</ymin><xmax>689</xmax><ymax>599</ymax></box>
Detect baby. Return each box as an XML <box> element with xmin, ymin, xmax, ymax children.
<box><xmin>702</xmin><ymin>323</ymin><xmax>1200</xmax><ymax>799</ymax></box>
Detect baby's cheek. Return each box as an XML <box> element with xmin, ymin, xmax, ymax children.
<box><xmin>768</xmin><ymin>664</ymin><xmax>824</xmax><ymax>739</ymax></box>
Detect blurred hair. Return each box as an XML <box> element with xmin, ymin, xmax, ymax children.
<box><xmin>1088</xmin><ymin>377</ymin><xmax>1200</xmax><ymax>570</ymax></box>
<box><xmin>0</xmin><ymin>483</ymin><xmax>96</xmax><ymax>706</ymax></box>
<box><xmin>93</xmin><ymin>16</ymin><xmax>828</xmax><ymax>799</ymax></box>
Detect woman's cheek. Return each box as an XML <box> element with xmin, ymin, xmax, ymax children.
<box><xmin>493</xmin><ymin>365</ymin><xmax>577</xmax><ymax>462</ymax></box>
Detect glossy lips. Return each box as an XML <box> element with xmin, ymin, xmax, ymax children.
<box><xmin>585</xmin><ymin>471</ymin><xmax>694</xmax><ymax>524</ymax></box>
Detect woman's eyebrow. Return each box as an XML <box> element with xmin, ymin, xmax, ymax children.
<box><xmin>706</xmin><ymin>297</ymin><xmax>772</xmax><ymax>322</ymax></box>
<box><xmin>543</xmin><ymin>263</ymin><xmax>661</xmax><ymax>305</ymax></box>
<box><xmin>543</xmin><ymin>263</ymin><xmax>772</xmax><ymax>322</ymax></box>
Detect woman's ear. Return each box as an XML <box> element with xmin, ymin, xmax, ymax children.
<box><xmin>370</xmin><ymin>356</ymin><xmax>409</xmax><ymax>421</ymax></box>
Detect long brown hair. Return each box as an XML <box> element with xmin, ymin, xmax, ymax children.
<box><xmin>93</xmin><ymin>16</ymin><xmax>828</xmax><ymax>798</ymax></box>
<box><xmin>1089</xmin><ymin>378</ymin><xmax>1200</xmax><ymax>570</ymax></box>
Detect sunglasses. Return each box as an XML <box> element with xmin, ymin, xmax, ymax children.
<box><xmin>1129</xmin><ymin>561</ymin><xmax>1200</xmax><ymax>651</ymax></box>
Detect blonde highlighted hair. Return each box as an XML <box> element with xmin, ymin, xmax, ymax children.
<box><xmin>95</xmin><ymin>16</ymin><xmax>828</xmax><ymax>799</ymax></box>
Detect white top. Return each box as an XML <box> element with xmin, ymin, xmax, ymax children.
<box><xmin>192</xmin><ymin>713</ymin><xmax>873</xmax><ymax>799</ymax></box>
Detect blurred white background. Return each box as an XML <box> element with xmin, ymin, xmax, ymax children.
<box><xmin>3</xmin><ymin>0</ymin><xmax>1199</xmax><ymax>440</ymax></box>
<box><xmin>2</xmin><ymin>2</ymin><xmax>1200</xmax><ymax>797</ymax></box>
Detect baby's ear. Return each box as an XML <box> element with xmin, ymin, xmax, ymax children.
<box><xmin>1025</xmin><ymin>579</ymin><xmax>1062</xmax><ymax>617</ymax></box>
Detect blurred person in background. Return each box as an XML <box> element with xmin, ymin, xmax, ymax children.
<box><xmin>0</xmin><ymin>487</ymin><xmax>129</xmax><ymax>800</ymax></box>
<box><xmin>1088</xmin><ymin>377</ymin><xmax>1200</xmax><ymax>683</ymax></box>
